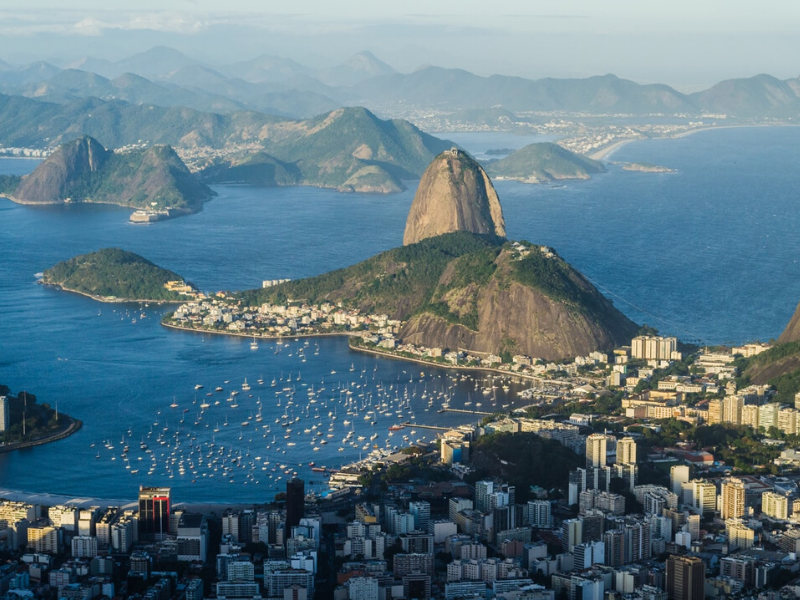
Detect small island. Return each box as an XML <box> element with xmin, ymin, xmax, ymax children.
<box><xmin>42</xmin><ymin>248</ymin><xmax>199</xmax><ymax>303</ymax></box>
<box><xmin>0</xmin><ymin>386</ymin><xmax>82</xmax><ymax>452</ymax></box>
<box><xmin>621</xmin><ymin>162</ymin><xmax>675</xmax><ymax>173</ymax></box>
<box><xmin>484</xmin><ymin>142</ymin><xmax>605</xmax><ymax>183</ymax></box>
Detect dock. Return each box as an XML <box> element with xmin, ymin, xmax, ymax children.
<box><xmin>436</xmin><ymin>408</ymin><xmax>493</xmax><ymax>416</ymax></box>
<box><xmin>402</xmin><ymin>422</ymin><xmax>450</xmax><ymax>432</ymax></box>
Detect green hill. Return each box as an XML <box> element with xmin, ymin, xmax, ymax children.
<box><xmin>466</xmin><ymin>431</ymin><xmax>583</xmax><ymax>500</ymax></box>
<box><xmin>43</xmin><ymin>248</ymin><xmax>196</xmax><ymax>302</ymax></box>
<box><xmin>7</xmin><ymin>136</ymin><xmax>213</xmax><ymax>214</ymax></box>
<box><xmin>743</xmin><ymin>341</ymin><xmax>800</xmax><ymax>404</ymax></box>
<box><xmin>241</xmin><ymin>231</ymin><xmax>638</xmax><ymax>360</ymax></box>
<box><xmin>485</xmin><ymin>142</ymin><xmax>605</xmax><ymax>183</ymax></box>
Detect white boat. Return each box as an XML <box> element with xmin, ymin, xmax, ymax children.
<box><xmin>250</xmin><ymin>337</ymin><xmax>259</xmax><ymax>350</ymax></box>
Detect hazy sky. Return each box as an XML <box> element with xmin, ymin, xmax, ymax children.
<box><xmin>3</xmin><ymin>1</ymin><xmax>800</xmax><ymax>90</ymax></box>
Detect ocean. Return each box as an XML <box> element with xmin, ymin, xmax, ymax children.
<box><xmin>1</xmin><ymin>126</ymin><xmax>799</xmax><ymax>502</ymax></box>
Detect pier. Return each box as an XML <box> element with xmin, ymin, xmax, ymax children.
<box><xmin>436</xmin><ymin>408</ymin><xmax>493</xmax><ymax>416</ymax></box>
<box><xmin>401</xmin><ymin>422</ymin><xmax>450</xmax><ymax>432</ymax></box>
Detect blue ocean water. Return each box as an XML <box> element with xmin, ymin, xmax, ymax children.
<box><xmin>1</xmin><ymin>126</ymin><xmax>799</xmax><ymax>502</ymax></box>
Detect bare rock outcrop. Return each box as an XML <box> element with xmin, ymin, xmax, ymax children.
<box><xmin>403</xmin><ymin>148</ymin><xmax>505</xmax><ymax>245</ymax></box>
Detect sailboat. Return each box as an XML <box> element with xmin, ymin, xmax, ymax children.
<box><xmin>250</xmin><ymin>336</ymin><xmax>259</xmax><ymax>350</ymax></box>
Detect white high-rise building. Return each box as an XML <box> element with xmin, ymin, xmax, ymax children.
<box><xmin>617</xmin><ymin>437</ymin><xmax>637</xmax><ymax>465</ymax></box>
<box><xmin>762</xmin><ymin>491</ymin><xmax>788</xmax><ymax>520</ymax></box>
<box><xmin>586</xmin><ymin>434</ymin><xmax>607</xmax><ymax>468</ymax></box>
<box><xmin>631</xmin><ymin>336</ymin><xmax>678</xmax><ymax>361</ymax></box>
<box><xmin>670</xmin><ymin>465</ymin><xmax>690</xmax><ymax>498</ymax></box>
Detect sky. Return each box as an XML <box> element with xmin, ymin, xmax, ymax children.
<box><xmin>2</xmin><ymin>1</ymin><xmax>800</xmax><ymax>90</ymax></box>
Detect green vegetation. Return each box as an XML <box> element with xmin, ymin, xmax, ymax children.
<box><xmin>632</xmin><ymin>421</ymin><xmax>785</xmax><ymax>474</ymax></box>
<box><xmin>0</xmin><ymin>385</ymin><xmax>63</xmax><ymax>444</ymax></box>
<box><xmin>43</xmin><ymin>248</ymin><xmax>196</xmax><ymax>302</ymax></box>
<box><xmin>0</xmin><ymin>95</ymin><xmax>450</xmax><ymax>193</ymax></box>
<box><xmin>485</xmin><ymin>142</ymin><xmax>605</xmax><ymax>182</ymax></box>
<box><xmin>741</xmin><ymin>341</ymin><xmax>800</xmax><ymax>403</ymax></box>
<box><xmin>509</xmin><ymin>245</ymin><xmax>602</xmax><ymax>317</ymax></box>
<box><xmin>0</xmin><ymin>174</ymin><xmax>20</xmax><ymax>196</ymax></box>
<box><xmin>466</xmin><ymin>431</ymin><xmax>583</xmax><ymax>502</ymax></box>
<box><xmin>240</xmin><ymin>231</ymin><xmax>504</xmax><ymax>320</ymax></box>
<box><xmin>201</xmin><ymin>152</ymin><xmax>301</xmax><ymax>187</ymax></box>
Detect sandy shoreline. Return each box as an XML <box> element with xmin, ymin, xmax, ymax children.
<box><xmin>590</xmin><ymin>123</ymin><xmax>800</xmax><ymax>162</ymax></box>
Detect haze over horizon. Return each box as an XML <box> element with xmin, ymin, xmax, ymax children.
<box><xmin>3</xmin><ymin>1</ymin><xmax>800</xmax><ymax>91</ymax></box>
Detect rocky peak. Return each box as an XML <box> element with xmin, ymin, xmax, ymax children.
<box><xmin>403</xmin><ymin>148</ymin><xmax>506</xmax><ymax>245</ymax></box>
<box><xmin>15</xmin><ymin>136</ymin><xmax>109</xmax><ymax>202</ymax></box>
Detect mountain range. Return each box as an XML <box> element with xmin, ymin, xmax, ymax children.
<box><xmin>0</xmin><ymin>102</ymin><xmax>452</xmax><ymax>194</ymax></box>
<box><xmin>2</xmin><ymin>46</ymin><xmax>800</xmax><ymax>119</ymax></box>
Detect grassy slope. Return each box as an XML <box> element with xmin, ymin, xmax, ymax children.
<box><xmin>744</xmin><ymin>341</ymin><xmax>800</xmax><ymax>403</ymax></box>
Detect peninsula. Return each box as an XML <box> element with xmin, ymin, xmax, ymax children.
<box><xmin>0</xmin><ymin>386</ymin><xmax>82</xmax><ymax>452</ymax></box>
<box><xmin>164</xmin><ymin>150</ymin><xmax>638</xmax><ymax>362</ymax></box>
<box><xmin>43</xmin><ymin>248</ymin><xmax>198</xmax><ymax>303</ymax></box>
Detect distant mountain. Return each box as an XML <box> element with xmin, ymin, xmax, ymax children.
<box><xmin>404</xmin><ymin>149</ymin><xmax>505</xmax><ymax>245</ymax></box>
<box><xmin>485</xmin><ymin>142</ymin><xmax>606</xmax><ymax>183</ymax></box>
<box><xmin>0</xmin><ymin>61</ymin><xmax>61</xmax><ymax>86</ymax></box>
<box><xmin>43</xmin><ymin>248</ymin><xmax>196</xmax><ymax>302</ymax></box>
<box><xmin>316</xmin><ymin>51</ymin><xmax>396</xmax><ymax>87</ymax></box>
<box><xmin>65</xmin><ymin>56</ymin><xmax>119</xmax><ymax>79</ymax></box>
<box><xmin>10</xmin><ymin>46</ymin><xmax>800</xmax><ymax>119</ymax></box>
<box><xmin>201</xmin><ymin>106</ymin><xmax>453</xmax><ymax>192</ymax></box>
<box><xmin>346</xmin><ymin>68</ymin><xmax>695</xmax><ymax>114</ymax></box>
<box><xmin>5</xmin><ymin>136</ymin><xmax>213</xmax><ymax>215</ymax></box>
<box><xmin>116</xmin><ymin>46</ymin><xmax>200</xmax><ymax>80</ymax></box>
<box><xmin>689</xmin><ymin>74</ymin><xmax>800</xmax><ymax>117</ymax></box>
<box><xmin>223</xmin><ymin>54</ymin><xmax>315</xmax><ymax>83</ymax></box>
<box><xmin>0</xmin><ymin>94</ymin><xmax>282</xmax><ymax>149</ymax></box>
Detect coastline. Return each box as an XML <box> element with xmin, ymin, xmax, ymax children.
<box><xmin>161</xmin><ymin>321</ymin><xmax>581</xmax><ymax>387</ymax></box>
<box><xmin>348</xmin><ymin>340</ymin><xmax>576</xmax><ymax>386</ymax></box>
<box><xmin>588</xmin><ymin>138</ymin><xmax>641</xmax><ymax>161</ymax></box>
<box><xmin>0</xmin><ymin>415</ymin><xmax>82</xmax><ymax>454</ymax></box>
<box><xmin>161</xmin><ymin>320</ymin><xmax>357</xmax><ymax>340</ymax></box>
<box><xmin>41</xmin><ymin>282</ymin><xmax>189</xmax><ymax>305</ymax></box>
<box><xmin>590</xmin><ymin>123</ymin><xmax>800</xmax><ymax>162</ymax></box>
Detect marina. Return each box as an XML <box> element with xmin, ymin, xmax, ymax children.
<box><xmin>75</xmin><ymin>332</ymin><xmax>537</xmax><ymax>498</ymax></box>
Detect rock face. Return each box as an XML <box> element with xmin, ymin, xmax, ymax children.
<box><xmin>397</xmin><ymin>245</ymin><xmax>638</xmax><ymax>361</ymax></box>
<box><xmin>778</xmin><ymin>302</ymin><xmax>800</xmax><ymax>344</ymax></box>
<box><xmin>15</xmin><ymin>136</ymin><xmax>108</xmax><ymax>203</ymax></box>
<box><xmin>403</xmin><ymin>148</ymin><xmax>505</xmax><ymax>245</ymax></box>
